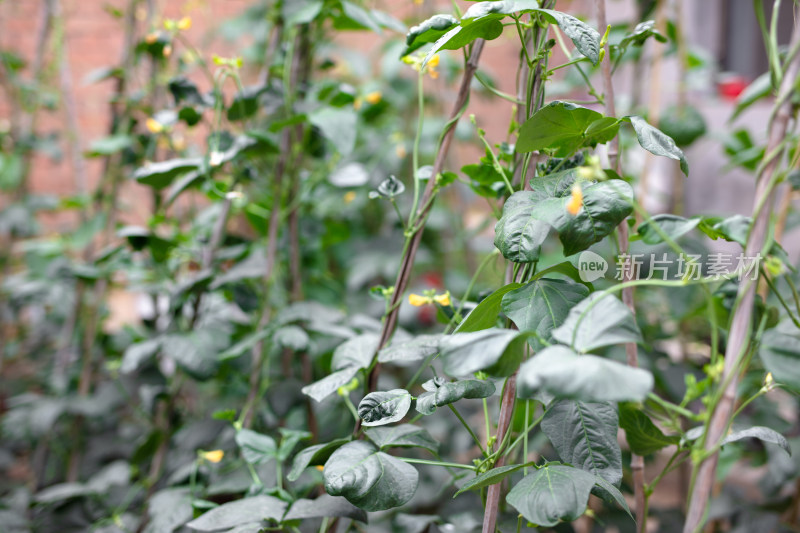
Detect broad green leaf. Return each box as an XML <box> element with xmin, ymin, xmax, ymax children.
<box><xmin>501</xmin><ymin>278</ymin><xmax>589</xmax><ymax>349</ymax></box>
<box><xmin>332</xmin><ymin>333</ymin><xmax>380</xmax><ymax>371</ymax></box>
<box><xmin>161</xmin><ymin>330</ymin><xmax>225</xmax><ymax>380</ymax></box>
<box><xmin>34</xmin><ymin>483</ymin><xmax>95</xmax><ymax>503</ymax></box>
<box><xmin>711</xmin><ymin>214</ymin><xmax>751</xmax><ymax>246</ymax></box>
<box><xmin>517</xmin><ymin>345</ymin><xmax>654</xmax><ymax>402</ymax></box>
<box><xmin>542</xmin><ymin>400</ymin><xmax>622</xmax><ymax>485</ymax></box>
<box><xmin>592</xmin><ymin>476</ymin><xmax>633</xmax><ymax>518</ymax></box>
<box><xmin>658</xmin><ymin>105</ymin><xmax>707</xmax><ymax>147</ymax></box>
<box><xmin>517</xmin><ymin>101</ymin><xmax>605</xmax><ymax>155</ymax></box>
<box><xmin>506</xmin><ymin>464</ymin><xmax>596</xmax><ymax>527</ymax></box>
<box><xmin>358</xmin><ymin>389</ymin><xmax>412</xmax><ymax>426</ymax></box>
<box><xmin>440</xmin><ymin>328</ymin><xmax>528</xmax><ymax>377</ymax></box>
<box><xmin>721</xmin><ymin>426</ymin><xmax>791</xmax><ymax>456</ymax></box>
<box><xmin>283</xmin><ymin>0</ymin><xmax>323</xmax><ymax>26</ymax></box>
<box><xmin>144</xmin><ymin>488</ymin><xmax>193</xmax><ymax>533</ymax></box>
<box><xmin>309</xmin><ymin>108</ymin><xmax>357</xmax><ymax>156</ymax></box>
<box><xmin>404</xmin><ymin>14</ymin><xmax>459</xmax><ymax>55</ymax></box>
<box><xmin>288</xmin><ymin>438</ymin><xmax>350</xmax><ymax>482</ymax></box>
<box><xmin>236</xmin><ymin>429</ymin><xmax>277</xmax><ymax>465</ymax></box>
<box><xmin>274</xmin><ymin>325</ymin><xmax>310</xmax><ymax>351</ymax></box>
<box><xmin>133</xmin><ymin>157</ymin><xmax>203</xmax><ymax>189</ymax></box>
<box><xmin>87</xmin><ymin>135</ymin><xmax>132</xmax><ymax>157</ymax></box>
<box><xmin>227</xmin><ymin>85</ymin><xmax>265</xmax><ymax>121</ymax></box>
<box><xmin>284</xmin><ymin>494</ymin><xmax>367</xmax><ymax>523</ymax></box>
<box><xmin>455</xmin><ymin>283</ymin><xmax>523</xmax><ymax>333</ymax></box>
<box><xmin>301</xmin><ymin>366</ymin><xmax>360</xmax><ymax>403</ymax></box>
<box><xmin>618</xmin><ymin>402</ymin><xmax>679</xmax><ymax>455</ymax></box>
<box><xmin>731</xmin><ymin>72</ymin><xmax>771</xmax><ymax>121</ymax></box>
<box><xmin>552</xmin><ymin>292</ymin><xmax>642</xmax><ymax>353</ymax></box>
<box><xmin>454</xmin><ymin>464</ymin><xmax>526</xmax><ymax>497</ymax></box>
<box><xmin>760</xmin><ymin>321</ymin><xmax>800</xmax><ymax>391</ymax></box>
<box><xmin>378</xmin><ymin>334</ymin><xmax>441</xmax><ymax>364</ymax></box>
<box><xmin>536</xmin><ymin>9</ymin><xmax>601</xmax><ymax>64</ymax></box>
<box><xmin>121</xmin><ymin>338</ymin><xmax>161</xmax><ymax>374</ymax></box>
<box><xmin>462</xmin><ymin>0</ymin><xmax>540</xmax><ymax>20</ymax></box>
<box><xmin>494</xmin><ymin>170</ymin><xmax>633</xmax><ymax>261</ymax></box>
<box><xmin>415</xmin><ymin>378</ymin><xmax>495</xmax><ymax>415</ymax></box>
<box><xmin>637</xmin><ymin>214</ymin><xmax>699</xmax><ymax>244</ymax></box>
<box><xmin>186</xmin><ymin>496</ymin><xmax>286</xmax><ymax>531</ymax></box>
<box><xmin>364</xmin><ymin>424</ymin><xmax>439</xmax><ymax>454</ymax></box>
<box><xmin>277</xmin><ymin>428</ymin><xmax>312</xmax><ymax>462</ymax></box>
<box><xmin>627</xmin><ymin>115</ymin><xmax>689</xmax><ymax>176</ymax></box>
<box><xmin>324</xmin><ymin>441</ymin><xmax>419</xmax><ymax>511</ymax></box>
<box><xmin>422</xmin><ymin>19</ymin><xmax>503</xmax><ymax>66</ymax></box>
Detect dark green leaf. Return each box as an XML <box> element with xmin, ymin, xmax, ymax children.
<box><xmin>324</xmin><ymin>441</ymin><xmax>418</xmax><ymax>511</ymax></box>
<box><xmin>731</xmin><ymin>72</ymin><xmax>771</xmax><ymax>121</ymax></box>
<box><xmin>517</xmin><ymin>345</ymin><xmax>654</xmax><ymax>402</ymax></box>
<box><xmin>637</xmin><ymin>214</ymin><xmax>700</xmax><ymax>244</ymax></box>
<box><xmin>186</xmin><ymin>496</ymin><xmax>286</xmax><ymax>531</ymax></box>
<box><xmin>506</xmin><ymin>464</ymin><xmax>596</xmax><ymax>527</ymax></box>
<box><xmin>552</xmin><ymin>292</ymin><xmax>642</xmax><ymax>353</ymax></box>
<box><xmin>441</xmin><ymin>328</ymin><xmax>528</xmax><ymax>377</ymax></box>
<box><xmin>619</xmin><ymin>402</ymin><xmax>679</xmax><ymax>456</ymax></box>
<box><xmin>760</xmin><ymin>321</ymin><xmax>800</xmax><ymax>391</ymax></box>
<box><xmin>284</xmin><ymin>494</ymin><xmax>367</xmax><ymax>523</ymax></box>
<box><xmin>592</xmin><ymin>476</ymin><xmax>633</xmax><ymax>518</ymax></box>
<box><xmin>501</xmin><ymin>278</ymin><xmax>589</xmax><ymax>349</ymax></box>
<box><xmin>628</xmin><ymin>115</ymin><xmax>689</xmax><ymax>176</ymax></box>
<box><xmin>283</xmin><ymin>0</ymin><xmax>323</xmax><ymax>26</ymax></box>
<box><xmin>415</xmin><ymin>378</ymin><xmax>495</xmax><ymax>415</ymax></box>
<box><xmin>227</xmin><ymin>85</ymin><xmax>266</xmax><ymax>121</ymax></box>
<box><xmin>236</xmin><ymin>429</ymin><xmax>277</xmax><ymax>465</ymax></box>
<box><xmin>309</xmin><ymin>108</ymin><xmax>357</xmax><ymax>156</ymax></box>
<box><xmin>536</xmin><ymin>9</ymin><xmax>601</xmax><ymax>64</ymax></box>
<box><xmin>332</xmin><ymin>333</ymin><xmax>380</xmax><ymax>371</ymax></box>
<box><xmin>358</xmin><ymin>389</ymin><xmax>412</xmax><ymax>426</ymax></box>
<box><xmin>517</xmin><ymin>101</ymin><xmax>604</xmax><ymax>155</ymax></box>
<box><xmin>455</xmin><ymin>283</ymin><xmax>523</xmax><ymax>333</ymax></box>
<box><xmin>277</xmin><ymin>428</ymin><xmax>312</xmax><ymax>462</ymax></box>
<box><xmin>288</xmin><ymin>438</ymin><xmax>350</xmax><ymax>482</ymax></box>
<box><xmin>378</xmin><ymin>334</ymin><xmax>441</xmax><ymax>364</ymax></box>
<box><xmin>144</xmin><ymin>488</ymin><xmax>193</xmax><ymax>533</ymax></box>
<box><xmin>722</xmin><ymin>426</ymin><xmax>791</xmax><ymax>456</ymax></box>
<box><xmin>302</xmin><ymin>366</ymin><xmax>360</xmax><ymax>403</ymax></box>
<box><xmin>404</xmin><ymin>14</ymin><xmax>459</xmax><ymax>55</ymax></box>
<box><xmin>364</xmin><ymin>424</ymin><xmax>439</xmax><ymax>454</ymax></box>
<box><xmin>542</xmin><ymin>400</ymin><xmax>622</xmax><ymax>485</ymax></box>
<box><xmin>454</xmin><ymin>464</ymin><xmax>526</xmax><ymax>497</ymax></box>
<box><xmin>133</xmin><ymin>158</ymin><xmax>203</xmax><ymax>189</ymax></box>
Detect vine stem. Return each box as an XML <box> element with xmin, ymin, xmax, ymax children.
<box><xmin>682</xmin><ymin>18</ymin><xmax>800</xmax><ymax>533</ymax></box>
<box><xmin>481</xmin><ymin>373</ymin><xmax>517</xmax><ymax>533</ymax></box>
<box><xmin>363</xmin><ymin>40</ymin><xmax>486</xmax><ymax>396</ymax></box>
<box><xmin>594</xmin><ymin>0</ymin><xmax>646</xmax><ymax>530</ymax></box>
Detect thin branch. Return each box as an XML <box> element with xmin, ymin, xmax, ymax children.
<box><xmin>482</xmin><ymin>373</ymin><xmax>518</xmax><ymax>533</ymax></box>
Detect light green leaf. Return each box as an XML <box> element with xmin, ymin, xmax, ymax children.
<box><xmin>454</xmin><ymin>464</ymin><xmax>526</xmax><ymax>497</ymax></box>
<box><xmin>378</xmin><ymin>334</ymin><xmax>441</xmax><ymax>364</ymax></box>
<box><xmin>301</xmin><ymin>366</ymin><xmax>360</xmax><ymax>403</ymax></box>
<box><xmin>506</xmin><ymin>464</ymin><xmax>596</xmax><ymax>527</ymax></box>
<box><xmin>552</xmin><ymin>292</ymin><xmax>642</xmax><ymax>352</ymax></box>
<box><xmin>637</xmin><ymin>214</ymin><xmax>700</xmax><ymax>245</ymax></box>
<box><xmin>618</xmin><ymin>402</ymin><xmax>679</xmax><ymax>456</ymax></box>
<box><xmin>415</xmin><ymin>378</ymin><xmax>495</xmax><ymax>415</ymax></box>
<box><xmin>542</xmin><ymin>400</ymin><xmax>622</xmax><ymax>485</ymax></box>
<box><xmin>332</xmin><ymin>333</ymin><xmax>380</xmax><ymax>371</ymax></box>
<box><xmin>364</xmin><ymin>424</ymin><xmax>439</xmax><ymax>454</ymax></box>
<box><xmin>236</xmin><ymin>429</ymin><xmax>277</xmax><ymax>465</ymax></box>
<box><xmin>186</xmin><ymin>496</ymin><xmax>286</xmax><ymax>531</ymax></box>
<box><xmin>274</xmin><ymin>325</ymin><xmax>311</xmax><ymax>351</ymax></box>
<box><xmin>517</xmin><ymin>101</ymin><xmax>606</xmax><ymax>155</ymax></box>
<box><xmin>324</xmin><ymin>441</ymin><xmax>419</xmax><ymax>511</ymax></box>
<box><xmin>441</xmin><ymin>328</ymin><xmax>528</xmax><ymax>377</ymax></box>
<box><xmin>731</xmin><ymin>72</ymin><xmax>771</xmax><ymax>121</ymax></box>
<box><xmin>501</xmin><ymin>278</ymin><xmax>589</xmax><ymax>349</ymax></box>
<box><xmin>517</xmin><ymin>345</ymin><xmax>654</xmax><ymax>402</ymax></box>
<box><xmin>628</xmin><ymin>115</ymin><xmax>689</xmax><ymax>176</ymax></box>
<box><xmin>277</xmin><ymin>428</ymin><xmax>312</xmax><ymax>462</ymax></box>
<box><xmin>455</xmin><ymin>283</ymin><xmax>523</xmax><ymax>333</ymax></box>
<box><xmin>144</xmin><ymin>488</ymin><xmax>193</xmax><ymax>533</ymax></box>
<box><xmin>592</xmin><ymin>476</ymin><xmax>633</xmax><ymax>518</ymax></box>
<box><xmin>358</xmin><ymin>389</ymin><xmax>413</xmax><ymax>426</ymax></box>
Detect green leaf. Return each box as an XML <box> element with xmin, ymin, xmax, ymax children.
<box><xmin>332</xmin><ymin>333</ymin><xmax>380</xmax><ymax>371</ymax></box>
<box><xmin>721</xmin><ymin>426</ymin><xmax>791</xmax><ymax>456</ymax></box>
<box><xmin>592</xmin><ymin>476</ymin><xmax>633</xmax><ymax>518</ymax></box>
<box><xmin>552</xmin><ymin>292</ymin><xmax>642</xmax><ymax>353</ymax></box>
<box><xmin>454</xmin><ymin>464</ymin><xmax>526</xmax><ymax>497</ymax></box>
<box><xmin>536</xmin><ymin>9</ymin><xmax>601</xmax><ymax>64</ymax></box>
<box><xmin>506</xmin><ymin>464</ymin><xmax>596</xmax><ymax>527</ymax></box>
<box><xmin>618</xmin><ymin>402</ymin><xmax>679</xmax><ymax>456</ymax></box>
<box><xmin>186</xmin><ymin>496</ymin><xmax>286</xmax><ymax>531</ymax></box>
<box><xmin>309</xmin><ymin>108</ymin><xmax>357</xmax><ymax>156</ymax></box>
<box><xmin>462</xmin><ymin>0</ymin><xmax>540</xmax><ymax>20</ymax></box>
<box><xmin>378</xmin><ymin>334</ymin><xmax>441</xmax><ymax>364</ymax></box>
<box><xmin>284</xmin><ymin>494</ymin><xmax>367</xmax><ymax>523</ymax></box>
<box><xmin>627</xmin><ymin>115</ymin><xmax>689</xmax><ymax>176</ymax></box>
<box><xmin>227</xmin><ymin>85</ymin><xmax>265</xmax><ymax>121</ymax></box>
<box><xmin>731</xmin><ymin>72</ymin><xmax>771</xmax><ymax>121</ymax></box>
<box><xmin>277</xmin><ymin>428</ymin><xmax>312</xmax><ymax>461</ymax></box>
<box><xmin>404</xmin><ymin>14</ymin><xmax>459</xmax><ymax>55</ymax></box>
<box><xmin>415</xmin><ymin>378</ymin><xmax>495</xmax><ymax>415</ymax></box>
<box><xmin>517</xmin><ymin>345</ymin><xmax>654</xmax><ymax>402</ymax></box>
<box><xmin>283</xmin><ymin>0</ymin><xmax>323</xmax><ymax>26</ymax></box>
<box><xmin>236</xmin><ymin>429</ymin><xmax>277</xmax><ymax>465</ymax></box>
<box><xmin>760</xmin><ymin>321</ymin><xmax>800</xmax><ymax>391</ymax></box>
<box><xmin>501</xmin><ymin>278</ymin><xmax>589</xmax><ymax>349</ymax></box>
<box><xmin>144</xmin><ymin>488</ymin><xmax>193</xmax><ymax>533</ymax></box>
<box><xmin>658</xmin><ymin>105</ymin><xmax>707</xmax><ymax>147</ymax></box>
<box><xmin>133</xmin><ymin>158</ymin><xmax>203</xmax><ymax>189</ymax></box>
<box><xmin>542</xmin><ymin>400</ymin><xmax>622</xmax><ymax>485</ymax></box>
<box><xmin>121</xmin><ymin>338</ymin><xmax>161</xmax><ymax>374</ymax></box>
<box><xmin>455</xmin><ymin>283</ymin><xmax>523</xmax><ymax>333</ymax></box>
<box><xmin>87</xmin><ymin>135</ymin><xmax>132</xmax><ymax>157</ymax></box>
<box><xmin>358</xmin><ymin>389</ymin><xmax>413</xmax><ymax>426</ymax></box>
<box><xmin>637</xmin><ymin>214</ymin><xmax>700</xmax><ymax>244</ymax></box>
<box><xmin>364</xmin><ymin>424</ymin><xmax>439</xmax><ymax>454</ymax></box>
<box><xmin>324</xmin><ymin>441</ymin><xmax>418</xmax><ymax>511</ymax></box>
<box><xmin>274</xmin><ymin>325</ymin><xmax>310</xmax><ymax>351</ymax></box>
<box><xmin>422</xmin><ymin>19</ymin><xmax>503</xmax><ymax>66</ymax></box>
<box><xmin>440</xmin><ymin>328</ymin><xmax>528</xmax><ymax>377</ymax></box>
<box><xmin>517</xmin><ymin>101</ymin><xmax>605</xmax><ymax>155</ymax></box>
<box><xmin>494</xmin><ymin>173</ymin><xmax>634</xmax><ymax>261</ymax></box>
<box><xmin>288</xmin><ymin>438</ymin><xmax>350</xmax><ymax>482</ymax></box>
<box><xmin>302</xmin><ymin>366</ymin><xmax>360</xmax><ymax>403</ymax></box>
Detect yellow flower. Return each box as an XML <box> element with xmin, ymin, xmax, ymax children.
<box><xmin>146</xmin><ymin>117</ymin><xmax>164</xmax><ymax>134</ymax></box>
<box><xmin>365</xmin><ymin>91</ymin><xmax>382</xmax><ymax>105</ymax></box>
<box><xmin>200</xmin><ymin>450</ymin><xmax>224</xmax><ymax>463</ymax></box>
<box><xmin>395</xmin><ymin>145</ymin><xmax>407</xmax><ymax>159</ymax></box>
<box><xmin>566</xmin><ymin>183</ymin><xmax>583</xmax><ymax>215</ymax></box>
<box><xmin>163</xmin><ymin>44</ymin><xmax>173</xmax><ymax>58</ymax></box>
<box><xmin>343</xmin><ymin>191</ymin><xmax>357</xmax><ymax>204</ymax></box>
<box><xmin>763</xmin><ymin>372</ymin><xmax>775</xmax><ymax>392</ymax></box>
<box><xmin>408</xmin><ymin>293</ymin><xmax>431</xmax><ymax>307</ymax></box>
<box><xmin>315</xmin><ymin>465</ymin><xmax>325</xmax><ymax>471</ymax></box>
<box><xmin>353</xmin><ymin>98</ymin><xmax>363</xmax><ymax>111</ymax></box>
<box><xmin>414</xmin><ymin>0</ymin><xmax>424</xmax><ymax>4</ymax></box>
<box><xmin>427</xmin><ymin>54</ymin><xmax>440</xmax><ymax>68</ymax></box>
<box><xmin>144</xmin><ymin>32</ymin><xmax>159</xmax><ymax>44</ymax></box>
<box><xmin>177</xmin><ymin>16</ymin><xmax>192</xmax><ymax>30</ymax></box>
<box><xmin>433</xmin><ymin>292</ymin><xmax>451</xmax><ymax>306</ymax></box>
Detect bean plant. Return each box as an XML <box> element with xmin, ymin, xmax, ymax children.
<box><xmin>2</xmin><ymin>1</ymin><xmax>800</xmax><ymax>532</ymax></box>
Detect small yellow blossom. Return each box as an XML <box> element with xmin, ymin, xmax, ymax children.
<box><xmin>146</xmin><ymin>117</ymin><xmax>164</xmax><ymax>134</ymax></box>
<box><xmin>177</xmin><ymin>16</ymin><xmax>192</xmax><ymax>30</ymax></box>
<box><xmin>566</xmin><ymin>183</ymin><xmax>583</xmax><ymax>215</ymax></box>
<box><xmin>414</xmin><ymin>0</ymin><xmax>424</xmax><ymax>5</ymax></box>
<box><xmin>395</xmin><ymin>145</ymin><xmax>407</xmax><ymax>159</ymax></box>
<box><xmin>144</xmin><ymin>32</ymin><xmax>159</xmax><ymax>44</ymax></box>
<box><xmin>763</xmin><ymin>372</ymin><xmax>775</xmax><ymax>392</ymax></box>
<box><xmin>163</xmin><ymin>44</ymin><xmax>173</xmax><ymax>58</ymax></box>
<box><xmin>200</xmin><ymin>450</ymin><xmax>224</xmax><ymax>463</ymax></box>
<box><xmin>433</xmin><ymin>292</ymin><xmax>451</xmax><ymax>306</ymax></box>
<box><xmin>315</xmin><ymin>465</ymin><xmax>325</xmax><ymax>471</ymax></box>
<box><xmin>344</xmin><ymin>191</ymin><xmax>357</xmax><ymax>204</ymax></box>
<box><xmin>427</xmin><ymin>54</ymin><xmax>440</xmax><ymax>68</ymax></box>
<box><xmin>353</xmin><ymin>98</ymin><xmax>363</xmax><ymax>111</ymax></box>
<box><xmin>365</xmin><ymin>91</ymin><xmax>382</xmax><ymax>105</ymax></box>
<box><xmin>409</xmin><ymin>293</ymin><xmax>431</xmax><ymax>307</ymax></box>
